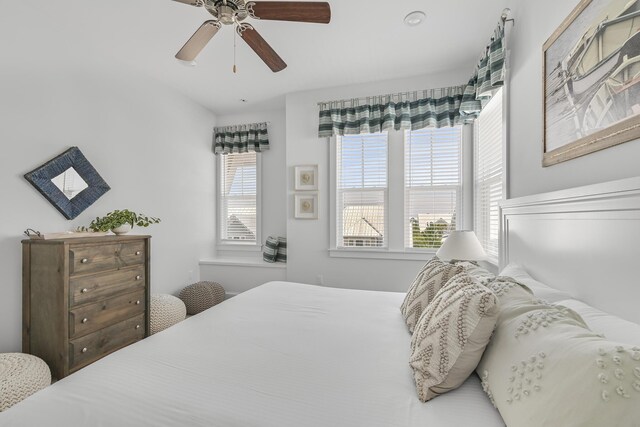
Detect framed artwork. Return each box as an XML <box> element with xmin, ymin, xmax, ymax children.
<box><xmin>294</xmin><ymin>193</ymin><xmax>318</xmax><ymax>219</ymax></box>
<box><xmin>543</xmin><ymin>0</ymin><xmax>640</xmax><ymax>166</ymax></box>
<box><xmin>24</xmin><ymin>147</ymin><xmax>110</xmax><ymax>219</ymax></box>
<box><xmin>294</xmin><ymin>165</ymin><xmax>318</xmax><ymax>190</ymax></box>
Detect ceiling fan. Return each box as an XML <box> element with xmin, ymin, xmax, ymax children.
<box><xmin>173</xmin><ymin>0</ymin><xmax>331</xmax><ymax>72</ymax></box>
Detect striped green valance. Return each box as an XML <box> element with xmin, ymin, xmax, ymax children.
<box><xmin>214</xmin><ymin>122</ymin><xmax>269</xmax><ymax>155</ymax></box>
<box><xmin>460</xmin><ymin>23</ymin><xmax>506</xmax><ymax>117</ymax></box>
<box><xmin>318</xmin><ymin>86</ymin><xmax>467</xmax><ymax>138</ymax></box>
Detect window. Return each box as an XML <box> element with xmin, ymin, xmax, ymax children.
<box><xmin>405</xmin><ymin>128</ymin><xmax>462</xmax><ymax>249</ymax></box>
<box><xmin>332</xmin><ymin>127</ymin><xmax>465</xmax><ymax>257</ymax></box>
<box><xmin>474</xmin><ymin>88</ymin><xmax>504</xmax><ymax>261</ymax></box>
<box><xmin>336</xmin><ymin>133</ymin><xmax>388</xmax><ymax>248</ymax></box>
<box><xmin>330</xmin><ymin>95</ymin><xmax>505</xmax><ymax>262</ymax></box>
<box><xmin>218</xmin><ymin>152</ymin><xmax>260</xmax><ymax>246</ymax></box>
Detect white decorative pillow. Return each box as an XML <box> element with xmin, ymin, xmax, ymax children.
<box><xmin>556</xmin><ymin>298</ymin><xmax>640</xmax><ymax>344</ymax></box>
<box><xmin>410</xmin><ymin>273</ymin><xmax>499</xmax><ymax>401</ymax></box>
<box><xmin>499</xmin><ymin>263</ymin><xmax>572</xmax><ymax>302</ymax></box>
<box><xmin>477</xmin><ymin>277</ymin><xmax>640</xmax><ymax>427</ymax></box>
<box><xmin>400</xmin><ymin>257</ymin><xmax>465</xmax><ymax>333</ymax></box>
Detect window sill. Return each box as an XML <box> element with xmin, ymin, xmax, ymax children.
<box><xmin>199</xmin><ymin>259</ymin><xmax>287</xmax><ymax>269</ymax></box>
<box><xmin>216</xmin><ymin>244</ymin><xmax>262</xmax><ymax>253</ymax></box>
<box><xmin>328</xmin><ymin>248</ymin><xmax>435</xmax><ymax>261</ymax></box>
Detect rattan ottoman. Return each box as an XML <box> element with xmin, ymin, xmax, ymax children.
<box><xmin>0</xmin><ymin>353</ymin><xmax>51</xmax><ymax>411</ymax></box>
<box><xmin>150</xmin><ymin>294</ymin><xmax>187</xmax><ymax>334</ymax></box>
<box><xmin>179</xmin><ymin>281</ymin><xmax>226</xmax><ymax>315</ymax></box>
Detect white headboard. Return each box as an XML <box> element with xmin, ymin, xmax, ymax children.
<box><xmin>500</xmin><ymin>176</ymin><xmax>640</xmax><ymax>324</ymax></box>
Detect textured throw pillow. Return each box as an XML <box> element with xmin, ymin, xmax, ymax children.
<box><xmin>262</xmin><ymin>236</ymin><xmax>279</xmax><ymax>263</ymax></box>
<box><xmin>400</xmin><ymin>257</ymin><xmax>465</xmax><ymax>333</ymax></box>
<box><xmin>410</xmin><ymin>273</ymin><xmax>499</xmax><ymax>401</ymax></box>
<box><xmin>456</xmin><ymin>261</ymin><xmax>496</xmax><ymax>285</ymax></box>
<box><xmin>477</xmin><ymin>276</ymin><xmax>640</xmax><ymax>427</ymax></box>
<box><xmin>276</xmin><ymin>236</ymin><xmax>287</xmax><ymax>263</ymax></box>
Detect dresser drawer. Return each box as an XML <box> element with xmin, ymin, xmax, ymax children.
<box><xmin>70</xmin><ymin>241</ymin><xmax>145</xmax><ymax>276</ymax></box>
<box><xmin>69</xmin><ymin>314</ymin><xmax>145</xmax><ymax>371</ymax></box>
<box><xmin>69</xmin><ymin>290</ymin><xmax>145</xmax><ymax>339</ymax></box>
<box><xmin>70</xmin><ymin>265</ymin><xmax>145</xmax><ymax>307</ymax></box>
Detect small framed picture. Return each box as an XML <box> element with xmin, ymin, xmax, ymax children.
<box><xmin>294</xmin><ymin>165</ymin><xmax>318</xmax><ymax>191</ymax></box>
<box><xmin>294</xmin><ymin>193</ymin><xmax>318</xmax><ymax>219</ymax></box>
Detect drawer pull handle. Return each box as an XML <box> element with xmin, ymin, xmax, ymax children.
<box><xmin>135</xmin><ymin>325</ymin><xmax>141</xmax><ymax>329</ymax></box>
<box><xmin>81</xmin><ymin>258</ymin><xmax>89</xmax><ymax>264</ymax></box>
<box><xmin>135</xmin><ymin>251</ymin><xmax>141</xmax><ymax>255</ymax></box>
<box><xmin>135</xmin><ymin>300</ymin><xmax>141</xmax><ymax>305</ymax></box>
<box><xmin>82</xmin><ymin>318</ymin><xmax>88</xmax><ymax>324</ymax></box>
<box><xmin>81</xmin><ymin>347</ymin><xmax>88</xmax><ymax>353</ymax></box>
<box><xmin>135</xmin><ymin>275</ymin><xmax>142</xmax><ymax>280</ymax></box>
<box><xmin>81</xmin><ymin>288</ymin><xmax>89</xmax><ymax>293</ymax></box>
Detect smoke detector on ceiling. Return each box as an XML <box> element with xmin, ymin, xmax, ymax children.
<box><xmin>404</xmin><ymin>11</ymin><xmax>426</xmax><ymax>27</ymax></box>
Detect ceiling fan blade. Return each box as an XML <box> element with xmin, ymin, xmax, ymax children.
<box><xmin>238</xmin><ymin>24</ymin><xmax>287</xmax><ymax>72</ymax></box>
<box><xmin>176</xmin><ymin>21</ymin><xmax>221</xmax><ymax>61</ymax></box>
<box><xmin>246</xmin><ymin>1</ymin><xmax>331</xmax><ymax>24</ymax></box>
<box><xmin>172</xmin><ymin>0</ymin><xmax>204</xmax><ymax>6</ymax></box>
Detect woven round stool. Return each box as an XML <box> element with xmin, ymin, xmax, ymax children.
<box><xmin>0</xmin><ymin>353</ymin><xmax>51</xmax><ymax>411</ymax></box>
<box><xmin>150</xmin><ymin>294</ymin><xmax>186</xmax><ymax>335</ymax></box>
<box><xmin>179</xmin><ymin>281</ymin><xmax>226</xmax><ymax>315</ymax></box>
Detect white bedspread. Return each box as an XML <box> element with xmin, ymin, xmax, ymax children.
<box><xmin>0</xmin><ymin>282</ymin><xmax>504</xmax><ymax>427</ymax></box>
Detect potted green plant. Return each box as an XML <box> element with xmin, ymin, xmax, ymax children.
<box><xmin>87</xmin><ymin>210</ymin><xmax>161</xmax><ymax>235</ymax></box>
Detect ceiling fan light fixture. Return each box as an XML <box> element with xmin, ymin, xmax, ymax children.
<box><xmin>218</xmin><ymin>5</ymin><xmax>238</xmax><ymax>25</ymax></box>
<box><xmin>176</xmin><ymin>58</ymin><xmax>198</xmax><ymax>67</ymax></box>
<box><xmin>404</xmin><ymin>11</ymin><xmax>426</xmax><ymax>27</ymax></box>
<box><xmin>172</xmin><ymin>0</ymin><xmax>331</xmax><ymax>72</ymax></box>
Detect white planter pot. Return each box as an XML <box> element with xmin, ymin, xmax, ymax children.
<box><xmin>111</xmin><ymin>224</ymin><xmax>132</xmax><ymax>235</ymax></box>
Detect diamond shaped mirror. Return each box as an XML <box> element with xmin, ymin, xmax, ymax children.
<box><xmin>24</xmin><ymin>147</ymin><xmax>110</xmax><ymax>219</ymax></box>
<box><xmin>51</xmin><ymin>167</ymin><xmax>89</xmax><ymax>200</ymax></box>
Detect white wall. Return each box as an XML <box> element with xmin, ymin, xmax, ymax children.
<box><xmin>0</xmin><ymin>67</ymin><xmax>216</xmax><ymax>352</ymax></box>
<box><xmin>285</xmin><ymin>72</ymin><xmax>470</xmax><ymax>292</ymax></box>
<box><xmin>507</xmin><ymin>0</ymin><xmax>640</xmax><ymax>198</ymax></box>
<box><xmin>200</xmin><ymin>262</ymin><xmax>287</xmax><ymax>296</ymax></box>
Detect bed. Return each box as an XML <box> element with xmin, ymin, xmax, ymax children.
<box><xmin>3</xmin><ymin>176</ymin><xmax>640</xmax><ymax>426</ymax></box>
<box><xmin>1</xmin><ymin>282</ymin><xmax>503</xmax><ymax>426</ymax></box>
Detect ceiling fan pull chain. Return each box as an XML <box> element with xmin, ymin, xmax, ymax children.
<box><xmin>233</xmin><ymin>24</ymin><xmax>238</xmax><ymax>73</ymax></box>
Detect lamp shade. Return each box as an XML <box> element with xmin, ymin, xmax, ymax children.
<box><xmin>436</xmin><ymin>230</ymin><xmax>487</xmax><ymax>261</ymax></box>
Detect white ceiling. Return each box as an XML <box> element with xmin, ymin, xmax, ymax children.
<box><xmin>2</xmin><ymin>0</ymin><xmax>513</xmax><ymax>115</ymax></box>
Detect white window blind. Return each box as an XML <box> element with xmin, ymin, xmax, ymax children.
<box><xmin>474</xmin><ymin>88</ymin><xmax>504</xmax><ymax>261</ymax></box>
<box><xmin>404</xmin><ymin>127</ymin><xmax>462</xmax><ymax>249</ymax></box>
<box><xmin>219</xmin><ymin>152</ymin><xmax>258</xmax><ymax>243</ymax></box>
<box><xmin>336</xmin><ymin>133</ymin><xmax>388</xmax><ymax>248</ymax></box>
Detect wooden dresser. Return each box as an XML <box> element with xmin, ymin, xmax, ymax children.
<box><xmin>22</xmin><ymin>235</ymin><xmax>151</xmax><ymax>379</ymax></box>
